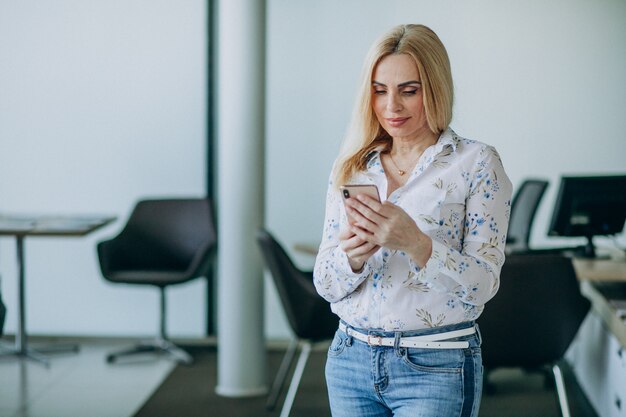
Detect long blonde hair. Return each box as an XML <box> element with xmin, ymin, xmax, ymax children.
<box><xmin>334</xmin><ymin>24</ymin><xmax>454</xmax><ymax>187</ymax></box>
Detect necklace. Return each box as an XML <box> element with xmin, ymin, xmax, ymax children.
<box><xmin>387</xmin><ymin>151</ymin><xmax>420</xmax><ymax>176</ymax></box>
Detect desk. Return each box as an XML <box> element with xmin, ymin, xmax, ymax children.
<box><xmin>573</xmin><ymin>258</ymin><xmax>626</xmax><ymax>282</ymax></box>
<box><xmin>573</xmin><ymin>258</ymin><xmax>626</xmax><ymax>346</ymax></box>
<box><xmin>293</xmin><ymin>243</ymin><xmax>319</xmax><ymax>256</ymax></box>
<box><xmin>0</xmin><ymin>215</ymin><xmax>115</xmax><ymax>366</ymax></box>
<box><xmin>567</xmin><ymin>257</ymin><xmax>626</xmax><ymax>417</ymax></box>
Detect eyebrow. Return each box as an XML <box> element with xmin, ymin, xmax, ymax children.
<box><xmin>372</xmin><ymin>80</ymin><xmax>421</xmax><ymax>87</ymax></box>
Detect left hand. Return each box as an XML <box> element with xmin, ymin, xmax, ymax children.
<box><xmin>344</xmin><ymin>194</ymin><xmax>432</xmax><ymax>267</ymax></box>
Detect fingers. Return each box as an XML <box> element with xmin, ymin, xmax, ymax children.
<box><xmin>346</xmin><ymin>205</ymin><xmax>378</xmax><ymax>232</ymax></box>
<box><xmin>345</xmin><ymin>196</ymin><xmax>387</xmax><ymax>229</ymax></box>
<box><xmin>339</xmin><ymin>232</ymin><xmax>367</xmax><ymax>252</ymax></box>
<box><xmin>350</xmin><ymin>195</ymin><xmax>385</xmax><ymax>218</ymax></box>
<box><xmin>344</xmin><ymin>197</ymin><xmax>391</xmax><ymax>246</ymax></box>
<box><xmin>362</xmin><ymin>243</ymin><xmax>380</xmax><ymax>258</ymax></box>
<box><xmin>338</xmin><ymin>228</ymin><xmax>354</xmax><ymax>240</ymax></box>
<box><xmin>343</xmin><ymin>196</ymin><xmax>426</xmax><ymax>254</ymax></box>
<box><xmin>339</xmin><ymin>228</ymin><xmax>379</xmax><ymax>259</ymax></box>
<box><xmin>351</xmin><ymin>224</ymin><xmax>380</xmax><ymax>247</ymax></box>
<box><xmin>346</xmin><ymin>241</ymin><xmax>379</xmax><ymax>258</ymax></box>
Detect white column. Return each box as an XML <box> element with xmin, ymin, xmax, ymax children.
<box><xmin>215</xmin><ymin>0</ymin><xmax>267</xmax><ymax>397</ymax></box>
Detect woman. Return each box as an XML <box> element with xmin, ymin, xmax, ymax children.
<box><xmin>313</xmin><ymin>24</ymin><xmax>512</xmax><ymax>417</ymax></box>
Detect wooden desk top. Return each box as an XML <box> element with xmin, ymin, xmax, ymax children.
<box><xmin>573</xmin><ymin>258</ymin><xmax>626</xmax><ymax>282</ymax></box>
<box><xmin>573</xmin><ymin>256</ymin><xmax>626</xmax><ymax>349</ymax></box>
<box><xmin>293</xmin><ymin>243</ymin><xmax>319</xmax><ymax>256</ymax></box>
<box><xmin>581</xmin><ymin>280</ymin><xmax>626</xmax><ymax>349</ymax></box>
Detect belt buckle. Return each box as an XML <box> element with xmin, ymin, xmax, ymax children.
<box><xmin>367</xmin><ymin>334</ymin><xmax>382</xmax><ymax>346</ymax></box>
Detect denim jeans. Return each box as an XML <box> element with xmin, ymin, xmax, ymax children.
<box><xmin>325</xmin><ymin>321</ymin><xmax>483</xmax><ymax>417</ymax></box>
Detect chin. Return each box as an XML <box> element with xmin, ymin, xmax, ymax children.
<box><xmin>386</xmin><ymin>126</ymin><xmax>413</xmax><ymax>137</ymax></box>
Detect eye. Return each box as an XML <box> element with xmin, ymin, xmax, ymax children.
<box><xmin>373</xmin><ymin>89</ymin><xmax>386</xmax><ymax>95</ymax></box>
<box><xmin>402</xmin><ymin>89</ymin><xmax>418</xmax><ymax>96</ymax></box>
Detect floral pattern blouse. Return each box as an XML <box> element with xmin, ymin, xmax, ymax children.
<box><xmin>313</xmin><ymin>128</ymin><xmax>512</xmax><ymax>331</ymax></box>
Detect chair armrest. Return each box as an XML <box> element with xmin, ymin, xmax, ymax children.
<box><xmin>97</xmin><ymin>238</ymin><xmax>127</xmax><ymax>276</ymax></box>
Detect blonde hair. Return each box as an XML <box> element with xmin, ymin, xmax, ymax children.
<box><xmin>334</xmin><ymin>24</ymin><xmax>454</xmax><ymax>187</ymax></box>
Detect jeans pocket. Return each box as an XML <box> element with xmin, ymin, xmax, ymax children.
<box><xmin>401</xmin><ymin>347</ymin><xmax>464</xmax><ymax>374</ymax></box>
<box><xmin>327</xmin><ymin>329</ymin><xmax>348</xmax><ymax>357</ymax></box>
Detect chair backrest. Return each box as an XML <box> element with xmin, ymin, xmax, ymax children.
<box><xmin>506</xmin><ymin>179</ymin><xmax>549</xmax><ymax>253</ymax></box>
<box><xmin>477</xmin><ymin>254</ymin><xmax>590</xmax><ymax>369</ymax></box>
<box><xmin>256</xmin><ymin>229</ymin><xmax>337</xmax><ymax>341</ymax></box>
<box><xmin>104</xmin><ymin>198</ymin><xmax>216</xmax><ymax>276</ymax></box>
<box><xmin>0</xmin><ymin>288</ymin><xmax>6</xmax><ymax>337</ymax></box>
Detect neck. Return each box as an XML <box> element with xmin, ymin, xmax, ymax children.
<box><xmin>390</xmin><ymin>131</ymin><xmax>439</xmax><ymax>158</ymax></box>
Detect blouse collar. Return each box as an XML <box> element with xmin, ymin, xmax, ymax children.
<box><xmin>365</xmin><ymin>127</ymin><xmax>459</xmax><ymax>173</ymax></box>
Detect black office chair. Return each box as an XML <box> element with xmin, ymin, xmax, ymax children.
<box><xmin>477</xmin><ymin>254</ymin><xmax>590</xmax><ymax>417</ymax></box>
<box><xmin>506</xmin><ymin>179</ymin><xmax>549</xmax><ymax>254</ymax></box>
<box><xmin>0</xmin><ymin>286</ymin><xmax>6</xmax><ymax>337</ymax></box>
<box><xmin>97</xmin><ymin>198</ymin><xmax>216</xmax><ymax>365</ymax></box>
<box><xmin>256</xmin><ymin>229</ymin><xmax>338</xmax><ymax>417</ymax></box>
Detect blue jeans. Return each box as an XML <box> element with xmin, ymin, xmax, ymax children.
<box><xmin>325</xmin><ymin>321</ymin><xmax>483</xmax><ymax>417</ymax></box>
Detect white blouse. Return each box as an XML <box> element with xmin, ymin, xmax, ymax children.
<box><xmin>313</xmin><ymin>128</ymin><xmax>513</xmax><ymax>331</ymax></box>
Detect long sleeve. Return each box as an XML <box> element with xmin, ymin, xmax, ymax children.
<box><xmin>313</xmin><ymin>173</ymin><xmax>374</xmax><ymax>303</ymax></box>
<box><xmin>408</xmin><ymin>145</ymin><xmax>512</xmax><ymax>306</ymax></box>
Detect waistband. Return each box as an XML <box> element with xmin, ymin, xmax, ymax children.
<box><xmin>338</xmin><ymin>322</ymin><xmax>476</xmax><ymax>349</ymax></box>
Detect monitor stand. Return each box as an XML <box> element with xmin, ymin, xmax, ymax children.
<box><xmin>575</xmin><ymin>235</ymin><xmax>610</xmax><ymax>259</ymax></box>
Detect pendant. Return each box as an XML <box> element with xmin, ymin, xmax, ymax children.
<box><xmin>398</xmin><ymin>170</ymin><xmax>405</xmax><ymax>176</ymax></box>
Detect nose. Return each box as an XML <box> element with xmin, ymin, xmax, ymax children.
<box><xmin>386</xmin><ymin>92</ymin><xmax>402</xmax><ymax>113</ymax></box>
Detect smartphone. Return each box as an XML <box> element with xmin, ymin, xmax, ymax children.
<box><xmin>340</xmin><ymin>184</ymin><xmax>381</xmax><ymax>203</ymax></box>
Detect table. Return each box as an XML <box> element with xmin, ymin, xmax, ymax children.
<box><xmin>293</xmin><ymin>243</ymin><xmax>319</xmax><ymax>256</ymax></box>
<box><xmin>573</xmin><ymin>257</ymin><xmax>626</xmax><ymax>282</ymax></box>
<box><xmin>0</xmin><ymin>214</ymin><xmax>115</xmax><ymax>366</ymax></box>
<box><xmin>569</xmin><ymin>258</ymin><xmax>626</xmax><ymax>417</ymax></box>
<box><xmin>573</xmin><ymin>258</ymin><xmax>626</xmax><ymax>348</ymax></box>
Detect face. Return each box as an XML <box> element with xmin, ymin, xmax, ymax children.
<box><xmin>371</xmin><ymin>54</ymin><xmax>431</xmax><ymax>142</ymax></box>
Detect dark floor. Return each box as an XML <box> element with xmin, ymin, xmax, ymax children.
<box><xmin>135</xmin><ymin>345</ymin><xmax>599</xmax><ymax>417</ymax></box>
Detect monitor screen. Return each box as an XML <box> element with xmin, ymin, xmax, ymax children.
<box><xmin>548</xmin><ymin>174</ymin><xmax>626</xmax><ymax>257</ymax></box>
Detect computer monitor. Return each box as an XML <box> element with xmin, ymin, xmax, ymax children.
<box><xmin>548</xmin><ymin>174</ymin><xmax>626</xmax><ymax>258</ymax></box>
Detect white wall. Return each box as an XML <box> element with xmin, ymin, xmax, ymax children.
<box><xmin>264</xmin><ymin>0</ymin><xmax>626</xmax><ymax>338</ymax></box>
<box><xmin>0</xmin><ymin>0</ymin><xmax>207</xmax><ymax>337</ymax></box>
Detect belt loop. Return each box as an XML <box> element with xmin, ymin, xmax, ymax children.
<box><xmin>474</xmin><ymin>323</ymin><xmax>482</xmax><ymax>346</ymax></box>
<box><xmin>393</xmin><ymin>331</ymin><xmax>402</xmax><ymax>353</ymax></box>
<box><xmin>344</xmin><ymin>323</ymin><xmax>354</xmax><ymax>346</ymax></box>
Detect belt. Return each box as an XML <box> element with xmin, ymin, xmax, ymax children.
<box><xmin>338</xmin><ymin>322</ymin><xmax>475</xmax><ymax>349</ymax></box>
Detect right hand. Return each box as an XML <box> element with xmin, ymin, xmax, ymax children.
<box><xmin>339</xmin><ymin>228</ymin><xmax>379</xmax><ymax>272</ymax></box>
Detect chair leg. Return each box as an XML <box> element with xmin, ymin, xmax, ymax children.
<box><xmin>106</xmin><ymin>287</ymin><xmax>193</xmax><ymax>365</ymax></box>
<box><xmin>106</xmin><ymin>339</ymin><xmax>192</xmax><ymax>365</ymax></box>
<box><xmin>154</xmin><ymin>338</ymin><xmax>193</xmax><ymax>364</ymax></box>
<box><xmin>266</xmin><ymin>338</ymin><xmax>298</xmax><ymax>410</ymax></box>
<box><xmin>552</xmin><ymin>363</ymin><xmax>572</xmax><ymax>417</ymax></box>
<box><xmin>106</xmin><ymin>342</ymin><xmax>157</xmax><ymax>363</ymax></box>
<box><xmin>280</xmin><ymin>341</ymin><xmax>311</xmax><ymax>417</ymax></box>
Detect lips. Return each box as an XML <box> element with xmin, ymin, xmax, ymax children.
<box><xmin>385</xmin><ymin>117</ymin><xmax>410</xmax><ymax>127</ymax></box>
